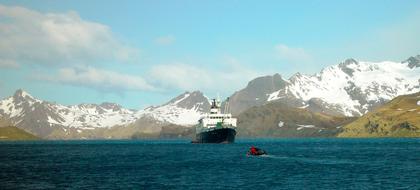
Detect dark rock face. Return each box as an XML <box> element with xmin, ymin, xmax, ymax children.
<box><xmin>338</xmin><ymin>58</ymin><xmax>358</xmax><ymax>76</ymax></box>
<box><xmin>403</xmin><ymin>55</ymin><xmax>420</xmax><ymax>69</ymax></box>
<box><xmin>162</xmin><ymin>91</ymin><xmax>210</xmax><ymax>112</ymax></box>
<box><xmin>100</xmin><ymin>102</ymin><xmax>122</xmax><ymax>111</ymax></box>
<box><xmin>306</xmin><ymin>98</ymin><xmax>349</xmax><ymax>116</ymax></box>
<box><xmin>228</xmin><ymin>73</ymin><xmax>288</xmax><ymax>115</ymax></box>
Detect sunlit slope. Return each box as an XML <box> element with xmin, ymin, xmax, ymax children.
<box><xmin>0</xmin><ymin>124</ymin><xmax>40</xmax><ymax>140</ymax></box>
<box><xmin>338</xmin><ymin>92</ymin><xmax>420</xmax><ymax>137</ymax></box>
<box><xmin>237</xmin><ymin>102</ymin><xmax>356</xmax><ymax>137</ymax></box>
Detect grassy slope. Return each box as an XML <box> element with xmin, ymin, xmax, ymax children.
<box><xmin>237</xmin><ymin>101</ymin><xmax>356</xmax><ymax>137</ymax></box>
<box><xmin>338</xmin><ymin>92</ymin><xmax>420</xmax><ymax>137</ymax></box>
<box><xmin>0</xmin><ymin>126</ymin><xmax>40</xmax><ymax>140</ymax></box>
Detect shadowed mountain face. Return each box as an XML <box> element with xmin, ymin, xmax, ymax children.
<box><xmin>338</xmin><ymin>91</ymin><xmax>420</xmax><ymax>137</ymax></box>
<box><xmin>0</xmin><ymin>117</ymin><xmax>12</xmax><ymax>127</ymax></box>
<box><xmin>0</xmin><ymin>118</ymin><xmax>40</xmax><ymax>140</ymax></box>
<box><xmin>228</xmin><ymin>74</ymin><xmax>290</xmax><ymax>115</ymax></box>
<box><xmin>163</xmin><ymin>91</ymin><xmax>210</xmax><ymax>112</ymax></box>
<box><xmin>139</xmin><ymin>91</ymin><xmax>210</xmax><ymax>126</ymax></box>
<box><xmin>236</xmin><ymin>101</ymin><xmax>356</xmax><ymax>137</ymax></box>
<box><xmin>403</xmin><ymin>55</ymin><xmax>420</xmax><ymax>69</ymax></box>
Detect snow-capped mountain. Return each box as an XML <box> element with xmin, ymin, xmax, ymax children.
<box><xmin>1</xmin><ymin>55</ymin><xmax>419</xmax><ymax>139</ymax></box>
<box><xmin>229</xmin><ymin>56</ymin><xmax>420</xmax><ymax>116</ymax></box>
<box><xmin>0</xmin><ymin>90</ymin><xmax>139</xmax><ymax>135</ymax></box>
<box><xmin>137</xmin><ymin>91</ymin><xmax>211</xmax><ymax>126</ymax></box>
<box><xmin>0</xmin><ymin>89</ymin><xmax>210</xmax><ymax>138</ymax></box>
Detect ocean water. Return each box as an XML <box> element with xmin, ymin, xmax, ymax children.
<box><xmin>1</xmin><ymin>138</ymin><xmax>419</xmax><ymax>189</ymax></box>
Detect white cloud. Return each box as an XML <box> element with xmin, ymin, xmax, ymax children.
<box><xmin>155</xmin><ymin>35</ymin><xmax>176</xmax><ymax>45</ymax></box>
<box><xmin>274</xmin><ymin>44</ymin><xmax>311</xmax><ymax>63</ymax></box>
<box><xmin>149</xmin><ymin>57</ymin><xmax>261</xmax><ymax>93</ymax></box>
<box><xmin>37</xmin><ymin>66</ymin><xmax>157</xmax><ymax>92</ymax></box>
<box><xmin>0</xmin><ymin>4</ymin><xmax>139</xmax><ymax>66</ymax></box>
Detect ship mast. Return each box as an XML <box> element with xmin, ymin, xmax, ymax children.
<box><xmin>224</xmin><ymin>97</ymin><xmax>230</xmax><ymax>114</ymax></box>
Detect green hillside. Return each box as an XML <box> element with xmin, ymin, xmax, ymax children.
<box><xmin>237</xmin><ymin>101</ymin><xmax>356</xmax><ymax>137</ymax></box>
<box><xmin>0</xmin><ymin>126</ymin><xmax>41</xmax><ymax>140</ymax></box>
<box><xmin>338</xmin><ymin>92</ymin><xmax>420</xmax><ymax>137</ymax></box>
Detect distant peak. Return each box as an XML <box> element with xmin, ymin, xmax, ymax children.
<box><xmin>100</xmin><ymin>102</ymin><xmax>122</xmax><ymax>110</ymax></box>
<box><xmin>158</xmin><ymin>90</ymin><xmax>210</xmax><ymax>111</ymax></box>
<box><xmin>13</xmin><ymin>89</ymin><xmax>34</xmax><ymax>99</ymax></box>
<box><xmin>337</xmin><ymin>58</ymin><xmax>359</xmax><ymax>76</ymax></box>
<box><xmin>175</xmin><ymin>90</ymin><xmax>204</xmax><ymax>98</ymax></box>
<box><xmin>339</xmin><ymin>58</ymin><xmax>358</xmax><ymax>66</ymax></box>
<box><xmin>190</xmin><ymin>90</ymin><xmax>203</xmax><ymax>95</ymax></box>
<box><xmin>402</xmin><ymin>55</ymin><xmax>420</xmax><ymax>69</ymax></box>
<box><xmin>291</xmin><ymin>72</ymin><xmax>302</xmax><ymax>78</ymax></box>
<box><xmin>273</xmin><ymin>73</ymin><xmax>281</xmax><ymax>77</ymax></box>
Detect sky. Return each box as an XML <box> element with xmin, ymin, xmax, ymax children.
<box><xmin>0</xmin><ymin>0</ymin><xmax>420</xmax><ymax>109</ymax></box>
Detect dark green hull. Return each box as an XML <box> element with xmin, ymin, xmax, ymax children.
<box><xmin>195</xmin><ymin>128</ymin><xmax>236</xmax><ymax>143</ymax></box>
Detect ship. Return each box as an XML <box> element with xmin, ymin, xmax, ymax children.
<box><xmin>193</xmin><ymin>98</ymin><xmax>237</xmax><ymax>143</ymax></box>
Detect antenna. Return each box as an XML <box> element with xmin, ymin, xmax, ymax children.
<box><xmin>216</xmin><ymin>93</ymin><xmax>221</xmax><ymax>107</ymax></box>
<box><xmin>224</xmin><ymin>97</ymin><xmax>230</xmax><ymax>114</ymax></box>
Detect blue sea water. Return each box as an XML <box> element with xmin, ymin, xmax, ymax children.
<box><xmin>1</xmin><ymin>138</ymin><xmax>419</xmax><ymax>189</ymax></box>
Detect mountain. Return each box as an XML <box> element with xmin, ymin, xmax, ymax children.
<box><xmin>126</xmin><ymin>91</ymin><xmax>210</xmax><ymax>138</ymax></box>
<box><xmin>228</xmin><ymin>56</ymin><xmax>420</xmax><ymax>117</ymax></box>
<box><xmin>0</xmin><ymin>89</ymin><xmax>139</xmax><ymax>138</ymax></box>
<box><xmin>338</xmin><ymin>91</ymin><xmax>420</xmax><ymax>137</ymax></box>
<box><xmin>0</xmin><ymin>90</ymin><xmax>209</xmax><ymax>139</ymax></box>
<box><xmin>227</xmin><ymin>74</ymin><xmax>292</xmax><ymax>115</ymax></box>
<box><xmin>236</xmin><ymin>101</ymin><xmax>356</xmax><ymax>137</ymax></box>
<box><xmin>138</xmin><ymin>91</ymin><xmax>210</xmax><ymax>126</ymax></box>
<box><xmin>1</xmin><ymin>55</ymin><xmax>419</xmax><ymax>139</ymax></box>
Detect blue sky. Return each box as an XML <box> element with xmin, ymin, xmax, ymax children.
<box><xmin>1</xmin><ymin>0</ymin><xmax>420</xmax><ymax>109</ymax></box>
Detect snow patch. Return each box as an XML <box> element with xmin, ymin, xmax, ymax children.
<box><xmin>296</xmin><ymin>124</ymin><xmax>316</xmax><ymax>130</ymax></box>
<box><xmin>298</xmin><ymin>104</ymin><xmax>309</xmax><ymax>109</ymax></box>
<box><xmin>174</xmin><ymin>93</ymin><xmax>190</xmax><ymax>105</ymax></box>
<box><xmin>21</xmin><ymin>90</ymin><xmax>34</xmax><ymax>99</ymax></box>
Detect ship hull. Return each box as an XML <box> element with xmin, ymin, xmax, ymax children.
<box><xmin>195</xmin><ymin>128</ymin><xmax>236</xmax><ymax>143</ymax></box>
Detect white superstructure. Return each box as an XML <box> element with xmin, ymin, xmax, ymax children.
<box><xmin>196</xmin><ymin>98</ymin><xmax>237</xmax><ymax>134</ymax></box>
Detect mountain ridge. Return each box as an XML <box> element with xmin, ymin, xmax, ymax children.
<box><xmin>228</xmin><ymin>56</ymin><xmax>420</xmax><ymax>116</ymax></box>
<box><xmin>0</xmin><ymin>89</ymin><xmax>210</xmax><ymax>139</ymax></box>
<box><xmin>1</xmin><ymin>55</ymin><xmax>419</xmax><ymax>139</ymax></box>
